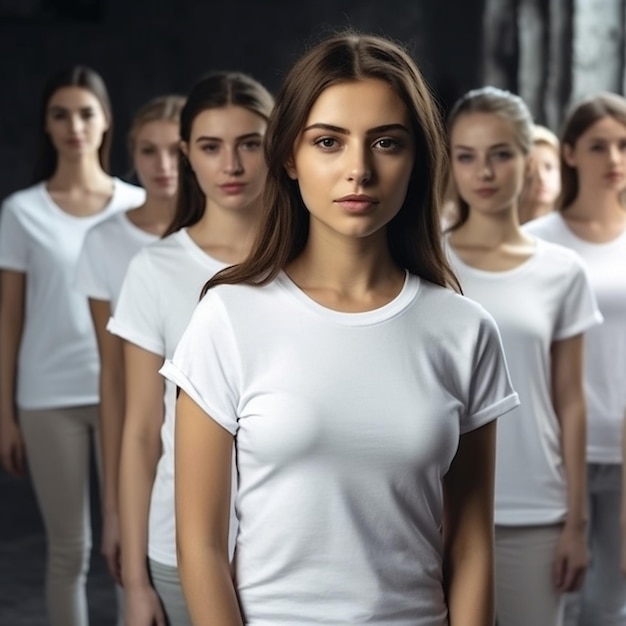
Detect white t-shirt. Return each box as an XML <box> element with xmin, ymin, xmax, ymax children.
<box><xmin>75</xmin><ymin>211</ymin><xmax>158</xmax><ymax>309</ymax></box>
<box><xmin>0</xmin><ymin>179</ymin><xmax>145</xmax><ymax>409</ymax></box>
<box><xmin>107</xmin><ymin>228</ymin><xmax>227</xmax><ymax>567</ymax></box>
<box><xmin>161</xmin><ymin>273</ymin><xmax>520</xmax><ymax>626</ymax></box>
<box><xmin>447</xmin><ymin>238</ymin><xmax>602</xmax><ymax>525</ymax></box>
<box><xmin>524</xmin><ymin>212</ymin><xmax>626</xmax><ymax>463</ymax></box>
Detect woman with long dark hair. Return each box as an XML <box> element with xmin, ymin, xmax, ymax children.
<box><xmin>163</xmin><ymin>33</ymin><xmax>519</xmax><ymax>626</ymax></box>
<box><xmin>0</xmin><ymin>66</ymin><xmax>144</xmax><ymax>626</ymax></box>
<box><xmin>109</xmin><ymin>71</ymin><xmax>273</xmax><ymax>626</ymax></box>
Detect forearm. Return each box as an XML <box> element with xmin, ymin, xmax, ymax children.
<box><xmin>559</xmin><ymin>401</ymin><xmax>587</xmax><ymax>528</ymax></box>
<box><xmin>0</xmin><ymin>305</ymin><xmax>23</xmax><ymax>421</ymax></box>
<box><xmin>99</xmin><ymin>367</ymin><xmax>125</xmax><ymax>513</ymax></box>
<box><xmin>178</xmin><ymin>544</ymin><xmax>243</xmax><ymax>626</ymax></box>
<box><xmin>119</xmin><ymin>428</ymin><xmax>161</xmax><ymax>586</ymax></box>
<box><xmin>445</xmin><ymin>533</ymin><xmax>495</xmax><ymax>626</ymax></box>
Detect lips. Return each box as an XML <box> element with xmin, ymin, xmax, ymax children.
<box><xmin>220</xmin><ymin>182</ymin><xmax>246</xmax><ymax>194</ymax></box>
<box><xmin>334</xmin><ymin>194</ymin><xmax>379</xmax><ymax>213</ymax></box>
<box><xmin>474</xmin><ymin>188</ymin><xmax>498</xmax><ymax>198</ymax></box>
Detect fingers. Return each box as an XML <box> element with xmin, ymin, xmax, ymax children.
<box><xmin>554</xmin><ymin>555</ymin><xmax>586</xmax><ymax>593</ymax></box>
<box><xmin>154</xmin><ymin>603</ymin><xmax>167</xmax><ymax>626</ymax></box>
<box><xmin>1</xmin><ymin>444</ymin><xmax>25</xmax><ymax>477</ymax></box>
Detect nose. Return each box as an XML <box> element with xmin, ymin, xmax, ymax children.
<box><xmin>609</xmin><ymin>144</ymin><xmax>621</xmax><ymax>165</ymax></box>
<box><xmin>223</xmin><ymin>146</ymin><xmax>243</xmax><ymax>175</ymax></box>
<box><xmin>346</xmin><ymin>144</ymin><xmax>372</xmax><ymax>186</ymax></box>
<box><xmin>157</xmin><ymin>149</ymin><xmax>173</xmax><ymax>173</ymax></box>
<box><xmin>68</xmin><ymin>114</ymin><xmax>83</xmax><ymax>135</ymax></box>
<box><xmin>478</xmin><ymin>157</ymin><xmax>495</xmax><ymax>180</ymax></box>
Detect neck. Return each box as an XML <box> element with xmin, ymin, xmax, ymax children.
<box><xmin>289</xmin><ymin>228</ymin><xmax>400</xmax><ymax>296</ymax></box>
<box><xmin>567</xmin><ymin>187</ymin><xmax>625</xmax><ymax>221</ymax></box>
<box><xmin>187</xmin><ymin>200</ymin><xmax>262</xmax><ymax>264</ymax></box>
<box><xmin>130</xmin><ymin>194</ymin><xmax>176</xmax><ymax>236</ymax></box>
<box><xmin>454</xmin><ymin>204</ymin><xmax>525</xmax><ymax>247</ymax></box>
<box><xmin>48</xmin><ymin>155</ymin><xmax>110</xmax><ymax>190</ymax></box>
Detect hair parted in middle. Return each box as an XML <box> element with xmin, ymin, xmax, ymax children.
<box><xmin>202</xmin><ymin>30</ymin><xmax>459</xmax><ymax>296</ymax></box>
<box><xmin>445</xmin><ymin>85</ymin><xmax>534</xmax><ymax>231</ymax></box>
<box><xmin>163</xmin><ymin>71</ymin><xmax>274</xmax><ymax>238</ymax></box>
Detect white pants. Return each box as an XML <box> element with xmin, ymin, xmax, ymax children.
<box><xmin>19</xmin><ymin>405</ymin><xmax>123</xmax><ymax>626</ymax></box>
<box><xmin>565</xmin><ymin>463</ymin><xmax>626</xmax><ymax>626</ymax></box>
<box><xmin>149</xmin><ymin>558</ymin><xmax>192</xmax><ymax>626</ymax></box>
<box><xmin>495</xmin><ymin>524</ymin><xmax>565</xmax><ymax>626</ymax></box>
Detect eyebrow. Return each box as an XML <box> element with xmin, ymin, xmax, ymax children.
<box><xmin>48</xmin><ymin>105</ymin><xmax>94</xmax><ymax>113</ymax></box>
<box><xmin>453</xmin><ymin>142</ymin><xmax>513</xmax><ymax>150</ymax></box>
<box><xmin>195</xmin><ymin>132</ymin><xmax>263</xmax><ymax>143</ymax></box>
<box><xmin>302</xmin><ymin>123</ymin><xmax>410</xmax><ymax>134</ymax></box>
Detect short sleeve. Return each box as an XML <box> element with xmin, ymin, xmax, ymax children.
<box><xmin>75</xmin><ymin>226</ymin><xmax>110</xmax><ymax>301</ymax></box>
<box><xmin>553</xmin><ymin>257</ymin><xmax>603</xmax><ymax>341</ymax></box>
<box><xmin>107</xmin><ymin>250</ymin><xmax>164</xmax><ymax>356</ymax></box>
<box><xmin>462</xmin><ymin>313</ymin><xmax>520</xmax><ymax>434</ymax></box>
<box><xmin>0</xmin><ymin>197</ymin><xmax>30</xmax><ymax>272</ymax></box>
<box><xmin>160</xmin><ymin>292</ymin><xmax>240</xmax><ymax>435</ymax></box>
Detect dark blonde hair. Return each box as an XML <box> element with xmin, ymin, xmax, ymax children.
<box><xmin>446</xmin><ymin>86</ymin><xmax>533</xmax><ymax>230</ymax></box>
<box><xmin>203</xmin><ymin>31</ymin><xmax>459</xmax><ymax>295</ymax></box>
<box><xmin>560</xmin><ymin>92</ymin><xmax>626</xmax><ymax>210</ymax></box>
<box><xmin>33</xmin><ymin>66</ymin><xmax>112</xmax><ymax>182</ymax></box>
<box><xmin>163</xmin><ymin>72</ymin><xmax>274</xmax><ymax>237</ymax></box>
<box><xmin>127</xmin><ymin>95</ymin><xmax>185</xmax><ymax>158</ymax></box>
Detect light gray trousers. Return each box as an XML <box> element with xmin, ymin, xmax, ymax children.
<box><xmin>149</xmin><ymin>558</ymin><xmax>192</xmax><ymax>626</ymax></box>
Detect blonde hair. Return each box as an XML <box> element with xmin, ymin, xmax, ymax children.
<box><xmin>532</xmin><ymin>124</ymin><xmax>559</xmax><ymax>152</ymax></box>
<box><xmin>127</xmin><ymin>94</ymin><xmax>186</xmax><ymax>158</ymax></box>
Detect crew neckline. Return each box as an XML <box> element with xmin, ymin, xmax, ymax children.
<box><xmin>275</xmin><ymin>269</ymin><xmax>420</xmax><ymax>326</ymax></box>
<box><xmin>40</xmin><ymin>178</ymin><xmax>118</xmax><ymax>221</ymax></box>
<box><xmin>121</xmin><ymin>211</ymin><xmax>161</xmax><ymax>242</ymax></box>
<box><xmin>446</xmin><ymin>236</ymin><xmax>542</xmax><ymax>280</ymax></box>
<box><xmin>175</xmin><ymin>228</ymin><xmax>230</xmax><ymax>272</ymax></box>
<box><xmin>553</xmin><ymin>212</ymin><xmax>626</xmax><ymax>249</ymax></box>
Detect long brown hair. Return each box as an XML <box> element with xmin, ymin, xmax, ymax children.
<box><xmin>162</xmin><ymin>72</ymin><xmax>274</xmax><ymax>237</ymax></box>
<box><xmin>33</xmin><ymin>66</ymin><xmax>113</xmax><ymax>183</ymax></box>
<box><xmin>446</xmin><ymin>86</ymin><xmax>533</xmax><ymax>231</ymax></box>
<box><xmin>560</xmin><ymin>92</ymin><xmax>626</xmax><ymax>210</ymax></box>
<box><xmin>203</xmin><ymin>31</ymin><xmax>459</xmax><ymax>295</ymax></box>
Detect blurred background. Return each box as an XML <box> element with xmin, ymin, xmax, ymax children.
<box><xmin>1</xmin><ymin>0</ymin><xmax>625</xmax><ymax>201</ymax></box>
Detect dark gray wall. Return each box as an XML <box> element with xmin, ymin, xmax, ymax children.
<box><xmin>0</xmin><ymin>0</ymin><xmax>485</xmax><ymax>200</ymax></box>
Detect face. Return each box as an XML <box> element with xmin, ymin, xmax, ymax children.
<box><xmin>450</xmin><ymin>112</ymin><xmax>528</xmax><ymax>215</ymax></box>
<box><xmin>286</xmin><ymin>79</ymin><xmax>415</xmax><ymax>242</ymax></box>
<box><xmin>528</xmin><ymin>143</ymin><xmax>561</xmax><ymax>206</ymax></box>
<box><xmin>46</xmin><ymin>86</ymin><xmax>109</xmax><ymax>159</ymax></box>
<box><xmin>564</xmin><ymin>115</ymin><xmax>626</xmax><ymax>195</ymax></box>
<box><xmin>133</xmin><ymin>120</ymin><xmax>179</xmax><ymax>200</ymax></box>
<box><xmin>181</xmin><ymin>105</ymin><xmax>267</xmax><ymax>212</ymax></box>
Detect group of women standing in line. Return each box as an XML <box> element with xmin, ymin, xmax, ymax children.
<box><xmin>0</xmin><ymin>29</ymin><xmax>625</xmax><ymax>626</ymax></box>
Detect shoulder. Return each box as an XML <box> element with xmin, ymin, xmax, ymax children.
<box><xmin>84</xmin><ymin>211</ymin><xmax>126</xmax><ymax>242</ymax></box>
<box><xmin>522</xmin><ymin>212</ymin><xmax>563</xmax><ymax>237</ymax></box>
<box><xmin>112</xmin><ymin>178</ymin><xmax>145</xmax><ymax>205</ymax></box>
<box><xmin>1</xmin><ymin>184</ymin><xmax>44</xmax><ymax>214</ymax></box>
<box><xmin>533</xmin><ymin>237</ymin><xmax>585</xmax><ymax>272</ymax></box>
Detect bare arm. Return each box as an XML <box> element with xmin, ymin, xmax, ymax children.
<box><xmin>551</xmin><ymin>334</ymin><xmax>588</xmax><ymax>592</ymax></box>
<box><xmin>175</xmin><ymin>391</ymin><xmax>242</xmax><ymax>626</ymax></box>
<box><xmin>443</xmin><ymin>420</ymin><xmax>496</xmax><ymax>626</ymax></box>
<box><xmin>0</xmin><ymin>270</ymin><xmax>26</xmax><ymax>476</ymax></box>
<box><xmin>622</xmin><ymin>415</ymin><xmax>626</xmax><ymax>576</ymax></box>
<box><xmin>89</xmin><ymin>298</ymin><xmax>125</xmax><ymax>583</ymax></box>
<box><xmin>118</xmin><ymin>341</ymin><xmax>166</xmax><ymax>625</ymax></box>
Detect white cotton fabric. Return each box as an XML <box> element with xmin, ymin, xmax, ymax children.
<box><xmin>524</xmin><ymin>213</ymin><xmax>626</xmax><ymax>463</ymax></box>
<box><xmin>0</xmin><ymin>179</ymin><xmax>145</xmax><ymax>409</ymax></box>
<box><xmin>75</xmin><ymin>211</ymin><xmax>158</xmax><ymax>309</ymax></box>
<box><xmin>107</xmin><ymin>229</ymin><xmax>227</xmax><ymax>567</ymax></box>
<box><xmin>447</xmin><ymin>238</ymin><xmax>602</xmax><ymax>525</ymax></box>
<box><xmin>161</xmin><ymin>273</ymin><xmax>520</xmax><ymax>626</ymax></box>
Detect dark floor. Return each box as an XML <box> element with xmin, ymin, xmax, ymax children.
<box><xmin>0</xmin><ymin>461</ymin><xmax>117</xmax><ymax>625</ymax></box>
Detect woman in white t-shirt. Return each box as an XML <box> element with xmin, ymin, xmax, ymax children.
<box><xmin>108</xmin><ymin>72</ymin><xmax>273</xmax><ymax>626</ymax></box>
<box><xmin>525</xmin><ymin>92</ymin><xmax>626</xmax><ymax>626</ymax></box>
<box><xmin>446</xmin><ymin>86</ymin><xmax>601</xmax><ymax>626</ymax></box>
<box><xmin>161</xmin><ymin>33</ymin><xmax>519</xmax><ymax>626</ymax></box>
<box><xmin>75</xmin><ymin>95</ymin><xmax>184</xmax><ymax>587</ymax></box>
<box><xmin>0</xmin><ymin>66</ymin><xmax>144</xmax><ymax>626</ymax></box>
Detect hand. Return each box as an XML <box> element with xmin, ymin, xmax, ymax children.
<box><xmin>124</xmin><ymin>583</ymin><xmax>167</xmax><ymax>626</ymax></box>
<box><xmin>101</xmin><ymin>511</ymin><xmax>122</xmax><ymax>585</ymax></box>
<box><xmin>620</xmin><ymin>524</ymin><xmax>626</xmax><ymax>577</ymax></box>
<box><xmin>0</xmin><ymin>417</ymin><xmax>25</xmax><ymax>477</ymax></box>
<box><xmin>554</xmin><ymin>524</ymin><xmax>588</xmax><ymax>592</ymax></box>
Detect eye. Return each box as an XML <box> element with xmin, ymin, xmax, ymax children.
<box><xmin>81</xmin><ymin>109</ymin><xmax>95</xmax><ymax>120</ymax></box>
<box><xmin>50</xmin><ymin>111</ymin><xmax>66</xmax><ymax>121</ymax></box>
<box><xmin>455</xmin><ymin>153</ymin><xmax>473</xmax><ymax>163</ymax></box>
<box><xmin>201</xmin><ymin>143</ymin><xmax>220</xmax><ymax>153</ymax></box>
<box><xmin>314</xmin><ymin>137</ymin><xmax>340</xmax><ymax>150</ymax></box>
<box><xmin>492</xmin><ymin>150</ymin><xmax>514</xmax><ymax>161</ymax></box>
<box><xmin>590</xmin><ymin>143</ymin><xmax>604</xmax><ymax>152</ymax></box>
<box><xmin>240</xmin><ymin>139</ymin><xmax>262</xmax><ymax>151</ymax></box>
<box><xmin>140</xmin><ymin>146</ymin><xmax>156</xmax><ymax>155</ymax></box>
<box><xmin>619</xmin><ymin>140</ymin><xmax>626</xmax><ymax>152</ymax></box>
<box><xmin>373</xmin><ymin>137</ymin><xmax>402</xmax><ymax>152</ymax></box>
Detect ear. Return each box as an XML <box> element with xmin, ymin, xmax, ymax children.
<box><xmin>284</xmin><ymin>155</ymin><xmax>298</xmax><ymax>180</ymax></box>
<box><xmin>562</xmin><ymin>143</ymin><xmax>576</xmax><ymax>168</ymax></box>
<box><xmin>179</xmin><ymin>140</ymin><xmax>189</xmax><ymax>158</ymax></box>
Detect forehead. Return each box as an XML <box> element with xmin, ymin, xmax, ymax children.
<box><xmin>452</xmin><ymin>112</ymin><xmax>519</xmax><ymax>147</ymax></box>
<box><xmin>305</xmin><ymin>79</ymin><xmax>410</xmax><ymax>128</ymax></box>
<box><xmin>190</xmin><ymin>105</ymin><xmax>266</xmax><ymax>139</ymax></box>
<box><xmin>532</xmin><ymin>142</ymin><xmax>559</xmax><ymax>161</ymax></box>
<box><xmin>47</xmin><ymin>86</ymin><xmax>102</xmax><ymax>110</ymax></box>
<box><xmin>135</xmin><ymin>119</ymin><xmax>179</xmax><ymax>143</ymax></box>
<box><xmin>578</xmin><ymin>115</ymin><xmax>626</xmax><ymax>141</ymax></box>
